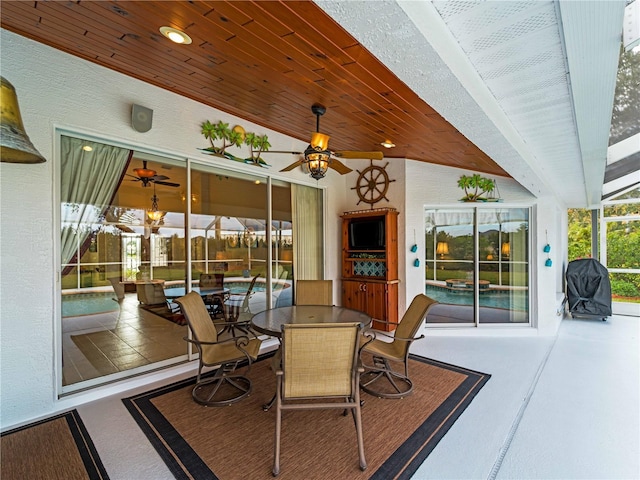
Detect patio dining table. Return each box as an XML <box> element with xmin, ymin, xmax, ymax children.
<box><xmin>250</xmin><ymin>305</ymin><xmax>372</xmax><ymax>338</ymax></box>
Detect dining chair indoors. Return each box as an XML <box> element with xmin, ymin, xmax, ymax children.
<box><xmin>295</xmin><ymin>279</ymin><xmax>333</xmax><ymax>305</ymax></box>
<box><xmin>174</xmin><ymin>291</ymin><xmax>262</xmax><ymax>406</ymax></box>
<box><xmin>108</xmin><ymin>277</ymin><xmax>125</xmax><ymax>302</ymax></box>
<box><xmin>360</xmin><ymin>294</ymin><xmax>438</xmax><ymax>399</ymax></box>
<box><xmin>272</xmin><ymin>322</ymin><xmax>366</xmax><ymax>476</ymax></box>
<box><xmin>200</xmin><ymin>272</ymin><xmax>226</xmax><ymax>317</ymax></box>
<box><xmin>224</xmin><ymin>273</ymin><xmax>261</xmax><ymax>335</ymax></box>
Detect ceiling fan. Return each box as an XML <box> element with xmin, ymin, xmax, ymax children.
<box><xmin>127</xmin><ymin>160</ymin><xmax>180</xmax><ymax>187</ymax></box>
<box><xmin>274</xmin><ymin>104</ymin><xmax>384</xmax><ymax>178</ymax></box>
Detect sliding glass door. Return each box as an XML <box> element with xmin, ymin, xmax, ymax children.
<box><xmin>425</xmin><ymin>207</ymin><xmax>529</xmax><ymax>326</ymax></box>
<box><xmin>59</xmin><ymin>133</ymin><xmax>313</xmax><ymax>393</ymax></box>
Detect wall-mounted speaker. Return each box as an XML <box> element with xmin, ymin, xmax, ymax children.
<box><xmin>131</xmin><ymin>104</ymin><xmax>153</xmax><ymax>133</ymax></box>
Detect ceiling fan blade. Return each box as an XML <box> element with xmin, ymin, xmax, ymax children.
<box><xmin>329</xmin><ymin>159</ymin><xmax>353</xmax><ymax>175</ymax></box>
<box><xmin>151</xmin><ymin>174</ymin><xmax>170</xmax><ymax>181</ymax></box>
<box><xmin>279</xmin><ymin>159</ymin><xmax>305</xmax><ymax>172</ymax></box>
<box><xmin>153</xmin><ymin>180</ymin><xmax>180</xmax><ymax>187</ymax></box>
<box><xmin>266</xmin><ymin>150</ymin><xmax>303</xmax><ymax>155</ymax></box>
<box><xmin>333</xmin><ymin>150</ymin><xmax>384</xmax><ymax>160</ymax></box>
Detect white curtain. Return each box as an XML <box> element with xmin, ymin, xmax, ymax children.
<box><xmin>61</xmin><ymin>136</ymin><xmax>131</xmax><ymax>267</ymax></box>
<box><xmin>291</xmin><ymin>184</ymin><xmax>323</xmax><ymax>279</ymax></box>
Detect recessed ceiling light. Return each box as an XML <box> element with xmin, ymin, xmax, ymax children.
<box><xmin>159</xmin><ymin>26</ymin><xmax>192</xmax><ymax>45</ymax></box>
<box><xmin>381</xmin><ymin>140</ymin><xmax>396</xmax><ymax>148</ymax></box>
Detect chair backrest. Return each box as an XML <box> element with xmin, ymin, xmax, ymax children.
<box><xmin>108</xmin><ymin>278</ymin><xmax>125</xmax><ymax>301</ymax></box>
<box><xmin>241</xmin><ymin>273</ymin><xmax>261</xmax><ymax>309</ymax></box>
<box><xmin>174</xmin><ymin>291</ymin><xmax>219</xmax><ymax>344</ymax></box>
<box><xmin>281</xmin><ymin>322</ymin><xmax>361</xmax><ymax>399</ymax></box>
<box><xmin>395</xmin><ymin>294</ymin><xmax>438</xmax><ymax>347</ymax></box>
<box><xmin>200</xmin><ymin>273</ymin><xmax>224</xmax><ymax>289</ymax></box>
<box><xmin>226</xmin><ymin>273</ymin><xmax>262</xmax><ymax>319</ymax></box>
<box><xmin>295</xmin><ymin>280</ymin><xmax>333</xmax><ymax>305</ymax></box>
<box><xmin>136</xmin><ymin>282</ymin><xmax>167</xmax><ymax>306</ymax></box>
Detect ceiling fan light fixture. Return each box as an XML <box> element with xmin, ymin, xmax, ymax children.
<box><xmin>133</xmin><ymin>166</ymin><xmax>156</xmax><ymax>178</ymax></box>
<box><xmin>310</xmin><ymin>132</ymin><xmax>330</xmax><ymax>150</ymax></box>
<box><xmin>381</xmin><ymin>139</ymin><xmax>396</xmax><ymax>148</ymax></box>
<box><xmin>159</xmin><ymin>26</ymin><xmax>192</xmax><ymax>45</ymax></box>
<box><xmin>304</xmin><ymin>144</ymin><xmax>331</xmax><ymax>180</ymax></box>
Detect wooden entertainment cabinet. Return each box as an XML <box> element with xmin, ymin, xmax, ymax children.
<box><xmin>341</xmin><ymin>208</ymin><xmax>399</xmax><ymax>331</ymax></box>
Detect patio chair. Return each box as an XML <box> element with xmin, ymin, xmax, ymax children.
<box><xmin>295</xmin><ymin>279</ymin><xmax>333</xmax><ymax>305</ymax></box>
<box><xmin>272</xmin><ymin>322</ymin><xmax>366</xmax><ymax>476</ymax></box>
<box><xmin>359</xmin><ymin>294</ymin><xmax>438</xmax><ymax>399</ymax></box>
<box><xmin>224</xmin><ymin>273</ymin><xmax>261</xmax><ymax>335</ymax></box>
<box><xmin>200</xmin><ymin>273</ymin><xmax>226</xmax><ymax>317</ymax></box>
<box><xmin>108</xmin><ymin>277</ymin><xmax>125</xmax><ymax>302</ymax></box>
<box><xmin>136</xmin><ymin>281</ymin><xmax>171</xmax><ymax>307</ymax></box>
<box><xmin>173</xmin><ymin>291</ymin><xmax>262</xmax><ymax>406</ymax></box>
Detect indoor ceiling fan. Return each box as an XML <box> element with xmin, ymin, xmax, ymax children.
<box><xmin>273</xmin><ymin>104</ymin><xmax>384</xmax><ymax>179</ymax></box>
<box><xmin>127</xmin><ymin>160</ymin><xmax>180</xmax><ymax>187</ymax></box>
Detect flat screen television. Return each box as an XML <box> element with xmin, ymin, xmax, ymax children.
<box><xmin>348</xmin><ymin>218</ymin><xmax>385</xmax><ymax>250</ymax></box>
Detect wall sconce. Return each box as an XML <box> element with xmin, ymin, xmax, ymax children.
<box><xmin>501</xmin><ymin>242</ymin><xmax>510</xmax><ymax>258</ymax></box>
<box><xmin>436</xmin><ymin>242</ymin><xmax>449</xmax><ymax>258</ymax></box>
<box><xmin>544</xmin><ymin>230</ymin><xmax>551</xmax><ymax>266</ymax></box>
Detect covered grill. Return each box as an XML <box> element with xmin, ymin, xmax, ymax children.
<box><xmin>565</xmin><ymin>258</ymin><xmax>612</xmax><ymax>321</ymax></box>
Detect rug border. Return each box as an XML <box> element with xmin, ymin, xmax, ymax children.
<box><xmin>1</xmin><ymin>409</ymin><xmax>110</xmax><ymax>480</ymax></box>
<box><xmin>371</xmin><ymin>354</ymin><xmax>491</xmax><ymax>480</ymax></box>
<box><xmin>123</xmin><ymin>353</ymin><xmax>489</xmax><ymax>480</ymax></box>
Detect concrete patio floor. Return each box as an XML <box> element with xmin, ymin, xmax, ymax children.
<box><xmin>75</xmin><ymin>312</ymin><xmax>639</xmax><ymax>479</ymax></box>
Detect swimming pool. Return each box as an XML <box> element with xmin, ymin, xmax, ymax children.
<box><xmin>62</xmin><ymin>292</ymin><xmax>119</xmax><ymax>317</ymax></box>
<box><xmin>426</xmin><ymin>284</ymin><xmax>528</xmax><ymax>311</ymax></box>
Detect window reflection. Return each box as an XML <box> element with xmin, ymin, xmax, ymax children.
<box><xmin>60</xmin><ymin>136</ymin><xmax>304</xmax><ymax>393</ymax></box>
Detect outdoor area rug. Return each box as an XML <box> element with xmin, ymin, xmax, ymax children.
<box><xmin>123</xmin><ymin>353</ymin><xmax>490</xmax><ymax>480</ymax></box>
<box><xmin>1</xmin><ymin>409</ymin><xmax>109</xmax><ymax>480</ymax></box>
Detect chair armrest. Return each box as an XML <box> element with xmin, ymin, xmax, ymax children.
<box><xmin>382</xmin><ymin>333</ymin><xmax>425</xmax><ymax>343</ymax></box>
<box><xmin>368</xmin><ymin>318</ymin><xmax>401</xmax><ymax>328</ymax></box>
<box><xmin>183</xmin><ymin>335</ymin><xmax>250</xmax><ymax>347</ymax></box>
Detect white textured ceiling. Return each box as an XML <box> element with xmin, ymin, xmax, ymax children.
<box><xmin>316</xmin><ymin>0</ymin><xmax>626</xmax><ymax>208</ymax></box>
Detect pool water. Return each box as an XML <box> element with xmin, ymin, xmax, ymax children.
<box><xmin>426</xmin><ymin>285</ymin><xmax>528</xmax><ymax>311</ymax></box>
<box><xmin>62</xmin><ymin>292</ymin><xmax>119</xmax><ymax>317</ymax></box>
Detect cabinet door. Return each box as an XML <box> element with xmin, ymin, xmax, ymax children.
<box><xmin>342</xmin><ymin>280</ymin><xmax>367</xmax><ymax>313</ymax></box>
<box><xmin>365</xmin><ymin>282</ymin><xmax>388</xmax><ymax>328</ymax></box>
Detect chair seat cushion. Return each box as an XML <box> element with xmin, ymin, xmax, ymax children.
<box><xmin>361</xmin><ymin>338</ymin><xmax>405</xmax><ymax>360</ymax></box>
<box><xmin>202</xmin><ymin>337</ymin><xmax>262</xmax><ymax>365</ymax></box>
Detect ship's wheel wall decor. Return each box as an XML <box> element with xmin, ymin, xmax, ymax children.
<box><xmin>351</xmin><ymin>161</ymin><xmax>395</xmax><ymax>207</ymax></box>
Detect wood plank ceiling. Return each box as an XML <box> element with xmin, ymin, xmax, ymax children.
<box><xmin>1</xmin><ymin>0</ymin><xmax>508</xmax><ymax>177</ymax></box>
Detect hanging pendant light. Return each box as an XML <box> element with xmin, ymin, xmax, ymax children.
<box><xmin>147</xmin><ymin>184</ymin><xmax>164</xmax><ymax>221</ymax></box>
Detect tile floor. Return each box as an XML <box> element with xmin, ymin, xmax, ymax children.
<box><xmin>62</xmin><ymin>294</ymin><xmax>187</xmax><ymax>386</ymax></box>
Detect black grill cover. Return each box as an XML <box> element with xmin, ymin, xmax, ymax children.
<box><xmin>566</xmin><ymin>258</ymin><xmax>612</xmax><ymax>317</ymax></box>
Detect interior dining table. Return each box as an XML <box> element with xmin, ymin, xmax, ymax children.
<box><xmin>250</xmin><ymin>305</ymin><xmax>372</xmax><ymax>338</ymax></box>
<box><xmin>163</xmin><ymin>286</ymin><xmax>229</xmax><ymax>299</ymax></box>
